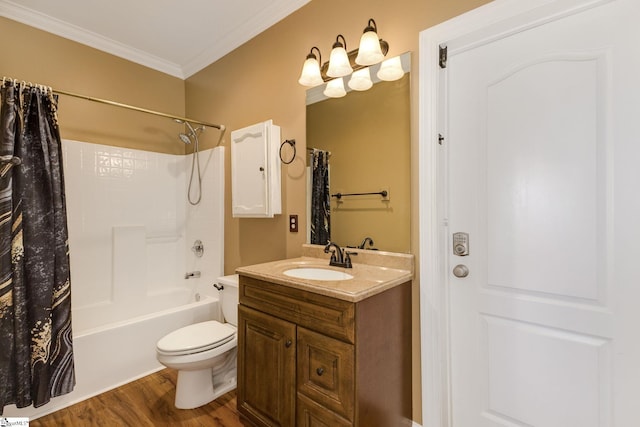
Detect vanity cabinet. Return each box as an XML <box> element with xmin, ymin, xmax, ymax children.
<box><xmin>237</xmin><ymin>274</ymin><xmax>411</xmax><ymax>427</ymax></box>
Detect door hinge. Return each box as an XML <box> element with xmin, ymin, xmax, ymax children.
<box><xmin>438</xmin><ymin>133</ymin><xmax>445</xmax><ymax>145</ymax></box>
<box><xmin>439</xmin><ymin>45</ymin><xmax>448</xmax><ymax>69</ymax></box>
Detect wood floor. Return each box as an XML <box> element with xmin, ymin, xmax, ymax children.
<box><xmin>31</xmin><ymin>369</ymin><xmax>247</xmax><ymax>426</ymax></box>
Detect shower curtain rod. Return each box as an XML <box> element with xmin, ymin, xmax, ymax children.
<box><xmin>55</xmin><ymin>89</ymin><xmax>225</xmax><ymax>131</ymax></box>
<box><xmin>306</xmin><ymin>147</ymin><xmax>331</xmax><ymax>155</ymax></box>
<box><xmin>1</xmin><ymin>76</ymin><xmax>225</xmax><ymax>131</ymax></box>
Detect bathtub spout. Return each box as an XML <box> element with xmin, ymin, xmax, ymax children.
<box><xmin>185</xmin><ymin>271</ymin><xmax>201</xmax><ymax>279</ymax></box>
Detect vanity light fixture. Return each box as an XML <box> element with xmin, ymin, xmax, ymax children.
<box><xmin>355</xmin><ymin>19</ymin><xmax>384</xmax><ymax>66</ymax></box>
<box><xmin>298</xmin><ymin>47</ymin><xmax>324</xmax><ymax>87</ymax></box>
<box><xmin>327</xmin><ymin>35</ymin><xmax>353</xmax><ymax>78</ymax></box>
<box><xmin>299</xmin><ymin>18</ymin><xmax>402</xmax><ymax>97</ymax></box>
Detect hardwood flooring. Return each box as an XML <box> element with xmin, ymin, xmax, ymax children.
<box><xmin>30</xmin><ymin>369</ymin><xmax>246</xmax><ymax>427</ymax></box>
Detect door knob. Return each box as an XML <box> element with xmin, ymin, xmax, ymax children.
<box><xmin>452</xmin><ymin>264</ymin><xmax>469</xmax><ymax>278</ymax></box>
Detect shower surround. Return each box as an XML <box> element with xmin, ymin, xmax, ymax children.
<box><xmin>3</xmin><ymin>140</ymin><xmax>225</xmax><ymax>419</ymax></box>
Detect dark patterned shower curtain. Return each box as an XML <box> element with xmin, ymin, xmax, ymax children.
<box><xmin>310</xmin><ymin>149</ymin><xmax>330</xmax><ymax>245</ymax></box>
<box><xmin>0</xmin><ymin>81</ymin><xmax>75</xmax><ymax>414</ymax></box>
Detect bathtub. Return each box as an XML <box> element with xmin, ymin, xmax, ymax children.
<box><xmin>2</xmin><ymin>141</ymin><xmax>225</xmax><ymax>419</ymax></box>
<box><xmin>3</xmin><ymin>293</ymin><xmax>220</xmax><ymax>420</ymax></box>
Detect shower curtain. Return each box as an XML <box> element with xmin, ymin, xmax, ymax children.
<box><xmin>0</xmin><ymin>82</ymin><xmax>75</xmax><ymax>413</ymax></box>
<box><xmin>310</xmin><ymin>149</ymin><xmax>330</xmax><ymax>245</ymax></box>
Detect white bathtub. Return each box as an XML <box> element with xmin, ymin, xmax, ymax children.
<box><xmin>2</xmin><ymin>142</ymin><xmax>226</xmax><ymax>419</ymax></box>
<box><xmin>3</xmin><ymin>294</ymin><xmax>220</xmax><ymax>420</ymax></box>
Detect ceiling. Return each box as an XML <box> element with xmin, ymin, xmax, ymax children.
<box><xmin>0</xmin><ymin>0</ymin><xmax>310</xmax><ymax>79</ymax></box>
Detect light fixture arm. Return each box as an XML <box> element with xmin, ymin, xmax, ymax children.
<box><xmin>333</xmin><ymin>34</ymin><xmax>347</xmax><ymax>50</ymax></box>
<box><xmin>364</xmin><ymin>18</ymin><xmax>377</xmax><ymax>34</ymax></box>
<box><xmin>308</xmin><ymin>46</ymin><xmax>322</xmax><ymax>65</ymax></box>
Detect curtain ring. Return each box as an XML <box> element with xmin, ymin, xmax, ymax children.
<box><xmin>279</xmin><ymin>139</ymin><xmax>296</xmax><ymax>164</ymax></box>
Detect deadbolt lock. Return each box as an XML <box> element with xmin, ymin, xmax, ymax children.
<box><xmin>453</xmin><ymin>232</ymin><xmax>469</xmax><ymax>256</ymax></box>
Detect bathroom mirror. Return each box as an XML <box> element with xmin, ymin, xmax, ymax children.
<box><xmin>306</xmin><ymin>53</ymin><xmax>411</xmax><ymax>253</ymax></box>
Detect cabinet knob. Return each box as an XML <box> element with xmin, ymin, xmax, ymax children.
<box><xmin>316</xmin><ymin>367</ymin><xmax>324</xmax><ymax>376</ymax></box>
<box><xmin>285</xmin><ymin>339</ymin><xmax>292</xmax><ymax>348</ymax></box>
<box><xmin>259</xmin><ymin>166</ymin><xmax>265</xmax><ymax>172</ymax></box>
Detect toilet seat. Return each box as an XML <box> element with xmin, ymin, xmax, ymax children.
<box><xmin>157</xmin><ymin>321</ymin><xmax>236</xmax><ymax>356</ymax></box>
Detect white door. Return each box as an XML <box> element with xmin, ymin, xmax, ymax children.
<box><xmin>440</xmin><ymin>0</ymin><xmax>640</xmax><ymax>425</ymax></box>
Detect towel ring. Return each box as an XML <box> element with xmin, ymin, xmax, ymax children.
<box><xmin>279</xmin><ymin>139</ymin><xmax>296</xmax><ymax>164</ymax></box>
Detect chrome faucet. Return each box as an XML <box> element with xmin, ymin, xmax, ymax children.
<box><xmin>324</xmin><ymin>241</ymin><xmax>355</xmax><ymax>268</ymax></box>
<box><xmin>358</xmin><ymin>237</ymin><xmax>374</xmax><ymax>249</ymax></box>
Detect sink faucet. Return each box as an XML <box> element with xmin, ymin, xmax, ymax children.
<box><xmin>358</xmin><ymin>237</ymin><xmax>374</xmax><ymax>249</ymax></box>
<box><xmin>324</xmin><ymin>241</ymin><xmax>355</xmax><ymax>268</ymax></box>
<box><xmin>324</xmin><ymin>241</ymin><xmax>344</xmax><ymax>264</ymax></box>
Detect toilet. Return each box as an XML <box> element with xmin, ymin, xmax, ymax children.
<box><xmin>156</xmin><ymin>274</ymin><xmax>239</xmax><ymax>409</ymax></box>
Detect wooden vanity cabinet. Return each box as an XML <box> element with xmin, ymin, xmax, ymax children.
<box><xmin>237</xmin><ymin>275</ymin><xmax>411</xmax><ymax>427</ymax></box>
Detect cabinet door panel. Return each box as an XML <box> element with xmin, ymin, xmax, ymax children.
<box><xmin>297</xmin><ymin>393</ymin><xmax>352</xmax><ymax>427</ymax></box>
<box><xmin>238</xmin><ymin>305</ymin><xmax>296</xmax><ymax>427</ymax></box>
<box><xmin>297</xmin><ymin>326</ymin><xmax>355</xmax><ymax>421</ymax></box>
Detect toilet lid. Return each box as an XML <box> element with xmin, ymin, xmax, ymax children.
<box><xmin>157</xmin><ymin>320</ymin><xmax>236</xmax><ymax>354</ymax></box>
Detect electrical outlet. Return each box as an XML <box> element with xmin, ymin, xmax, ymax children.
<box><xmin>289</xmin><ymin>215</ymin><xmax>299</xmax><ymax>232</ymax></box>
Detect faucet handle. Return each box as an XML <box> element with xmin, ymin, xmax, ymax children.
<box><xmin>344</xmin><ymin>251</ymin><xmax>358</xmax><ymax>268</ymax></box>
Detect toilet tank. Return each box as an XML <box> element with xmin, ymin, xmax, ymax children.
<box><xmin>216</xmin><ymin>274</ymin><xmax>239</xmax><ymax>326</ymax></box>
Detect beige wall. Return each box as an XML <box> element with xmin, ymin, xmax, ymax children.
<box><xmin>2</xmin><ymin>0</ymin><xmax>492</xmax><ymax>422</ymax></box>
<box><xmin>186</xmin><ymin>0</ymin><xmax>490</xmax><ymax>422</ymax></box>
<box><xmin>0</xmin><ymin>16</ymin><xmax>187</xmax><ymax>155</ymax></box>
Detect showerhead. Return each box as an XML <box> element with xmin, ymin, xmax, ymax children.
<box><xmin>174</xmin><ymin>119</ymin><xmax>199</xmax><ymax>144</ymax></box>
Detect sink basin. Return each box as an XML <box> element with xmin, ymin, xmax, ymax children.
<box><xmin>283</xmin><ymin>267</ymin><xmax>353</xmax><ymax>281</ymax></box>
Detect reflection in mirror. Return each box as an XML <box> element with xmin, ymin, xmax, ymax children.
<box><xmin>306</xmin><ymin>53</ymin><xmax>411</xmax><ymax>253</ymax></box>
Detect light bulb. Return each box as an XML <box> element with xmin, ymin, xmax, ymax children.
<box><xmin>355</xmin><ymin>21</ymin><xmax>384</xmax><ymax>66</ymax></box>
<box><xmin>298</xmin><ymin>48</ymin><xmax>324</xmax><ymax>87</ymax></box>
<box><xmin>348</xmin><ymin>68</ymin><xmax>373</xmax><ymax>91</ymax></box>
<box><xmin>324</xmin><ymin>78</ymin><xmax>347</xmax><ymax>98</ymax></box>
<box><xmin>377</xmin><ymin>56</ymin><xmax>404</xmax><ymax>81</ymax></box>
<box><xmin>326</xmin><ymin>35</ymin><xmax>353</xmax><ymax>78</ymax></box>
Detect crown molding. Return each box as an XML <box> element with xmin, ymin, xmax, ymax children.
<box><xmin>182</xmin><ymin>0</ymin><xmax>310</xmax><ymax>77</ymax></box>
<box><xmin>0</xmin><ymin>1</ymin><xmax>184</xmax><ymax>78</ymax></box>
<box><xmin>1</xmin><ymin>0</ymin><xmax>310</xmax><ymax>79</ymax></box>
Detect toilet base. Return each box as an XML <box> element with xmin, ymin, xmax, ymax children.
<box><xmin>173</xmin><ymin>348</ymin><xmax>238</xmax><ymax>409</ymax></box>
<box><xmin>175</xmin><ymin>368</ymin><xmax>237</xmax><ymax>409</ymax></box>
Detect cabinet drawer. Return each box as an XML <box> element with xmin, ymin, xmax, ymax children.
<box><xmin>297</xmin><ymin>393</ymin><xmax>352</xmax><ymax>427</ymax></box>
<box><xmin>239</xmin><ymin>275</ymin><xmax>355</xmax><ymax>343</ymax></box>
<box><xmin>297</xmin><ymin>327</ymin><xmax>354</xmax><ymax>421</ymax></box>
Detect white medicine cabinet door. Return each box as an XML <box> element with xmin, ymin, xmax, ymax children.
<box><xmin>231</xmin><ymin>120</ymin><xmax>281</xmax><ymax>218</ymax></box>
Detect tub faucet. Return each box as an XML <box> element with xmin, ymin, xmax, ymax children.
<box><xmin>324</xmin><ymin>241</ymin><xmax>355</xmax><ymax>268</ymax></box>
<box><xmin>184</xmin><ymin>271</ymin><xmax>201</xmax><ymax>279</ymax></box>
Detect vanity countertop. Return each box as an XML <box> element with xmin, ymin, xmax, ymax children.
<box><xmin>235</xmin><ymin>245</ymin><xmax>414</xmax><ymax>302</ymax></box>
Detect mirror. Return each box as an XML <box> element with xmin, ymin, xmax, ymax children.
<box><xmin>306</xmin><ymin>53</ymin><xmax>411</xmax><ymax>253</ymax></box>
